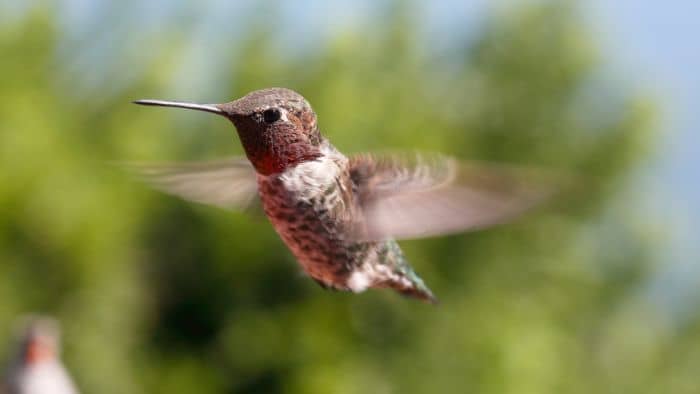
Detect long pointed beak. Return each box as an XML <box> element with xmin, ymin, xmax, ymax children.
<box><xmin>133</xmin><ymin>99</ymin><xmax>225</xmax><ymax>115</ymax></box>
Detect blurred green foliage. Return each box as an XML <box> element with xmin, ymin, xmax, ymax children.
<box><xmin>1</xmin><ymin>2</ymin><xmax>696</xmax><ymax>394</ymax></box>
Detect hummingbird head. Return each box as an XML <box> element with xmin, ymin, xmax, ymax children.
<box><xmin>16</xmin><ymin>317</ymin><xmax>61</xmax><ymax>366</ymax></box>
<box><xmin>135</xmin><ymin>88</ymin><xmax>323</xmax><ymax>175</ymax></box>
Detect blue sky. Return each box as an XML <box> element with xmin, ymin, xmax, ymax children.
<box><xmin>586</xmin><ymin>1</ymin><xmax>700</xmax><ymax>210</ymax></box>
<box><xmin>584</xmin><ymin>1</ymin><xmax>700</xmax><ymax>315</ymax></box>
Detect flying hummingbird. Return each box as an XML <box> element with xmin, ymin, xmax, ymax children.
<box><xmin>2</xmin><ymin>317</ymin><xmax>78</xmax><ymax>394</ymax></box>
<box><xmin>132</xmin><ymin>88</ymin><xmax>548</xmax><ymax>303</ymax></box>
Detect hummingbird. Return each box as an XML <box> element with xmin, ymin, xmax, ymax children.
<box><xmin>132</xmin><ymin>88</ymin><xmax>548</xmax><ymax>303</ymax></box>
<box><xmin>2</xmin><ymin>317</ymin><xmax>78</xmax><ymax>394</ymax></box>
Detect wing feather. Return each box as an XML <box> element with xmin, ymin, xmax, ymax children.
<box><xmin>349</xmin><ymin>153</ymin><xmax>554</xmax><ymax>241</ymax></box>
<box><xmin>124</xmin><ymin>157</ymin><xmax>259</xmax><ymax>211</ymax></box>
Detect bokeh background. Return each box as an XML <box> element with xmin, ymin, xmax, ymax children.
<box><xmin>1</xmin><ymin>1</ymin><xmax>698</xmax><ymax>393</ymax></box>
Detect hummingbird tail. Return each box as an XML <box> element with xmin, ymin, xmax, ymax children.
<box><xmin>378</xmin><ymin>240</ymin><xmax>438</xmax><ymax>304</ymax></box>
<box><xmin>394</xmin><ymin>282</ymin><xmax>439</xmax><ymax>304</ymax></box>
<box><xmin>381</xmin><ymin>266</ymin><xmax>438</xmax><ymax>304</ymax></box>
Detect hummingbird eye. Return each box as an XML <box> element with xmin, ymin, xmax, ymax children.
<box><xmin>262</xmin><ymin>108</ymin><xmax>281</xmax><ymax>123</ymax></box>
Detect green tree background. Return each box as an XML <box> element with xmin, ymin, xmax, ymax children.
<box><xmin>1</xmin><ymin>1</ymin><xmax>696</xmax><ymax>393</ymax></box>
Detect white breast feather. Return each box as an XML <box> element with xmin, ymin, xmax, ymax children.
<box><xmin>279</xmin><ymin>148</ymin><xmax>344</xmax><ymax>202</ymax></box>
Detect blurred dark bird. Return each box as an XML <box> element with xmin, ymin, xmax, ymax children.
<box><xmin>2</xmin><ymin>316</ymin><xmax>78</xmax><ymax>394</ymax></box>
<box><xmin>133</xmin><ymin>88</ymin><xmax>549</xmax><ymax>303</ymax></box>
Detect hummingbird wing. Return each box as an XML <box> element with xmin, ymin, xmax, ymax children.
<box><xmin>348</xmin><ymin>153</ymin><xmax>555</xmax><ymax>241</ymax></box>
<box><xmin>124</xmin><ymin>158</ymin><xmax>259</xmax><ymax>211</ymax></box>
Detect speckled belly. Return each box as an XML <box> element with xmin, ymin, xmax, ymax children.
<box><xmin>257</xmin><ymin>176</ymin><xmax>364</xmax><ymax>289</ymax></box>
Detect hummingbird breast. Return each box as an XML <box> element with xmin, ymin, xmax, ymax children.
<box><xmin>256</xmin><ymin>145</ymin><xmax>362</xmax><ymax>289</ymax></box>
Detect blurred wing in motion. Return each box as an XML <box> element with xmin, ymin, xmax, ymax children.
<box><xmin>125</xmin><ymin>157</ymin><xmax>259</xmax><ymax>211</ymax></box>
<box><xmin>349</xmin><ymin>153</ymin><xmax>555</xmax><ymax>241</ymax></box>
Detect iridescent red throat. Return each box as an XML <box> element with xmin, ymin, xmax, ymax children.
<box><xmin>234</xmin><ymin>121</ymin><xmax>322</xmax><ymax>175</ymax></box>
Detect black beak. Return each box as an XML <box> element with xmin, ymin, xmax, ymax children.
<box><xmin>133</xmin><ymin>99</ymin><xmax>225</xmax><ymax>116</ymax></box>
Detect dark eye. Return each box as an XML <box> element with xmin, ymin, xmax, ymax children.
<box><xmin>262</xmin><ymin>108</ymin><xmax>281</xmax><ymax>123</ymax></box>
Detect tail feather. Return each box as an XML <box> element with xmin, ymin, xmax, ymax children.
<box><xmin>398</xmin><ymin>285</ymin><xmax>438</xmax><ymax>304</ymax></box>
<box><xmin>381</xmin><ymin>240</ymin><xmax>438</xmax><ymax>304</ymax></box>
<box><xmin>376</xmin><ymin>276</ymin><xmax>438</xmax><ymax>303</ymax></box>
<box><xmin>386</xmin><ymin>272</ymin><xmax>438</xmax><ymax>304</ymax></box>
